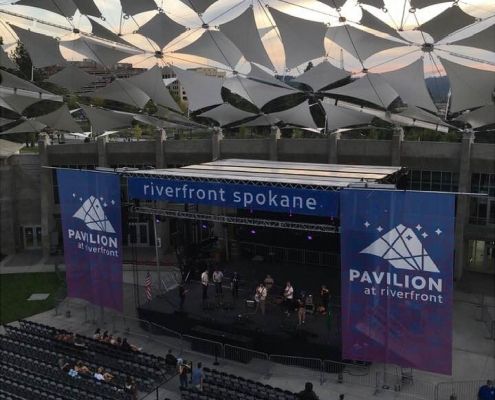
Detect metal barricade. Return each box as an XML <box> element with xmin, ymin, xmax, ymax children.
<box><xmin>182</xmin><ymin>335</ymin><xmax>224</xmax><ymax>359</ymax></box>
<box><xmin>323</xmin><ymin>360</ymin><xmax>374</xmax><ymax>387</ymax></box>
<box><xmin>435</xmin><ymin>380</ymin><xmax>487</xmax><ymax>400</ymax></box>
<box><xmin>224</xmin><ymin>344</ymin><xmax>268</xmax><ymax>364</ymax></box>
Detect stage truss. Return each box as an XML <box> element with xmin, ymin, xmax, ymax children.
<box><xmin>132</xmin><ymin>206</ymin><xmax>339</xmax><ymax>233</ymax></box>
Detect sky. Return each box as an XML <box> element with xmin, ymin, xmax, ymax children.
<box><xmin>0</xmin><ymin>0</ymin><xmax>494</xmax><ymax>78</ymax></box>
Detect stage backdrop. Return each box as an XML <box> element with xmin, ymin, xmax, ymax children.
<box><xmin>58</xmin><ymin>169</ymin><xmax>123</xmax><ymax>311</ymax></box>
<box><xmin>340</xmin><ymin>189</ymin><xmax>454</xmax><ymax>375</ymax></box>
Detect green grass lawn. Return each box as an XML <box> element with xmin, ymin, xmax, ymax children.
<box><xmin>0</xmin><ymin>272</ymin><xmax>65</xmax><ymax>324</ymax></box>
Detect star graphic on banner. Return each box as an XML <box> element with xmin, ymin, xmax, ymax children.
<box><xmin>435</xmin><ymin>228</ymin><xmax>442</xmax><ymax>235</ymax></box>
<box><xmin>422</xmin><ymin>232</ymin><xmax>428</xmax><ymax>238</ymax></box>
<box><xmin>111</xmin><ymin>200</ymin><xmax>115</xmax><ymax>205</ymax></box>
<box><xmin>79</xmin><ymin>197</ymin><xmax>82</xmax><ymax>202</ymax></box>
<box><xmin>416</xmin><ymin>224</ymin><xmax>422</xmax><ymax>231</ymax></box>
<box><xmin>103</xmin><ymin>202</ymin><xmax>108</xmax><ymax>207</ymax></box>
<box><xmin>377</xmin><ymin>226</ymin><xmax>383</xmax><ymax>232</ymax></box>
<box><xmin>72</xmin><ymin>193</ymin><xmax>76</xmax><ymax>198</ymax></box>
<box><xmin>364</xmin><ymin>221</ymin><xmax>370</xmax><ymax>228</ymax></box>
<box><xmin>100</xmin><ymin>197</ymin><xmax>104</xmax><ymax>201</ymax></box>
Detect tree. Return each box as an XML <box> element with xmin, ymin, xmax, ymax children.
<box><xmin>132</xmin><ymin>125</ymin><xmax>142</xmax><ymax>141</ymax></box>
<box><xmin>11</xmin><ymin>41</ymin><xmax>42</xmax><ymax>81</ymax></box>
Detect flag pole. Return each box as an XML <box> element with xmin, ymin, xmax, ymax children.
<box><xmin>153</xmin><ymin>214</ymin><xmax>161</xmax><ymax>292</ymax></box>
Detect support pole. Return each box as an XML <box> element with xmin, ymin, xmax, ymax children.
<box><xmin>153</xmin><ymin>215</ymin><xmax>161</xmax><ymax>292</ymax></box>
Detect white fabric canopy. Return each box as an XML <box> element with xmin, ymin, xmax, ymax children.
<box><xmin>439</xmin><ymin>57</ymin><xmax>495</xmax><ymax>113</ymax></box>
<box><xmin>320</xmin><ymin>100</ymin><xmax>374</xmax><ymax>130</ymax></box>
<box><xmin>326</xmin><ymin>24</ymin><xmax>404</xmax><ymax>62</ymax></box>
<box><xmin>398</xmin><ymin>106</ymin><xmax>445</xmax><ymax>125</ymax></box>
<box><xmin>62</xmin><ymin>37</ymin><xmax>140</xmax><ymax>66</ymax></box>
<box><xmin>450</xmin><ymin>22</ymin><xmax>495</xmax><ymax>53</ymax></box>
<box><xmin>199</xmin><ymin>103</ymin><xmax>256</xmax><ymax>126</ymax></box>
<box><xmin>0</xmin><ymin>118</ymin><xmax>15</xmax><ymax>127</ymax></box>
<box><xmin>417</xmin><ymin>6</ymin><xmax>476</xmax><ymax>42</ymax></box>
<box><xmin>172</xmin><ymin>67</ymin><xmax>224</xmax><ymax>111</ymax></box>
<box><xmin>358</xmin><ymin>0</ymin><xmax>385</xmax><ymax>8</ymax></box>
<box><xmin>126</xmin><ymin>65</ymin><xmax>180</xmax><ymax>111</ymax></box>
<box><xmin>293</xmin><ymin>61</ymin><xmax>350</xmax><ymax>91</ymax></box>
<box><xmin>175</xmin><ymin>30</ymin><xmax>242</xmax><ymax>68</ymax></box>
<box><xmin>0</xmin><ymin>119</ymin><xmax>45</xmax><ymax>134</ymax></box>
<box><xmin>72</xmin><ymin>0</ymin><xmax>101</xmax><ymax>18</ymax></box>
<box><xmin>268</xmin><ymin>7</ymin><xmax>327</xmax><ymax>69</ymax></box>
<box><xmin>90</xmin><ymin>79</ymin><xmax>150</xmax><ymax>109</ymax></box>
<box><xmin>88</xmin><ymin>17</ymin><xmax>132</xmax><ymax>46</ymax></box>
<box><xmin>268</xmin><ymin>100</ymin><xmax>317</xmax><ymax>129</ymax></box>
<box><xmin>317</xmin><ymin>0</ymin><xmax>346</xmax><ymax>9</ymax></box>
<box><xmin>0</xmin><ymin>48</ymin><xmax>17</xmax><ymax>70</ymax></box>
<box><xmin>0</xmin><ymin>95</ymin><xmax>43</xmax><ymax>113</ymax></box>
<box><xmin>120</xmin><ymin>0</ymin><xmax>157</xmax><ymax>16</ymax></box>
<box><xmin>180</xmin><ymin>0</ymin><xmax>217</xmax><ymax>15</ymax></box>
<box><xmin>360</xmin><ymin>8</ymin><xmax>404</xmax><ymax>40</ymax></box>
<box><xmin>80</xmin><ymin>104</ymin><xmax>134</xmax><ymax>134</ymax></box>
<box><xmin>46</xmin><ymin>65</ymin><xmax>97</xmax><ymax>91</ymax></box>
<box><xmin>219</xmin><ymin>6</ymin><xmax>274</xmax><ymax>70</ymax></box>
<box><xmin>247</xmin><ymin>64</ymin><xmax>292</xmax><ymax>88</ymax></box>
<box><xmin>456</xmin><ymin>105</ymin><xmax>495</xmax><ymax>129</ymax></box>
<box><xmin>224</xmin><ymin>76</ymin><xmax>296</xmax><ymax>109</ymax></box>
<box><xmin>234</xmin><ymin>114</ymin><xmax>279</xmax><ymax>127</ymax></box>
<box><xmin>380</xmin><ymin>58</ymin><xmax>436</xmax><ymax>112</ymax></box>
<box><xmin>136</xmin><ymin>11</ymin><xmax>186</xmax><ymax>50</ymax></box>
<box><xmin>1</xmin><ymin>70</ymin><xmax>52</xmax><ymax>94</ymax></box>
<box><xmin>35</xmin><ymin>104</ymin><xmax>81</xmax><ymax>132</ymax></box>
<box><xmin>326</xmin><ymin>73</ymin><xmax>399</xmax><ymax>108</ymax></box>
<box><xmin>10</xmin><ymin>25</ymin><xmax>67</xmax><ymax>68</ymax></box>
<box><xmin>410</xmin><ymin>0</ymin><xmax>445</xmax><ymax>9</ymax></box>
<box><xmin>15</xmin><ymin>0</ymin><xmax>77</xmax><ymax>17</ymax></box>
<box><xmin>134</xmin><ymin>114</ymin><xmax>185</xmax><ymax>129</ymax></box>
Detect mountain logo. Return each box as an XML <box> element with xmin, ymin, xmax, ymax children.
<box><xmin>73</xmin><ymin>195</ymin><xmax>116</xmax><ymax>233</ymax></box>
<box><xmin>360</xmin><ymin>224</ymin><xmax>439</xmax><ymax>273</ymax></box>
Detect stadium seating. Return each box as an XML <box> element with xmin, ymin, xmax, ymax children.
<box><xmin>0</xmin><ymin>320</ymin><xmax>175</xmax><ymax>400</ymax></box>
<box><xmin>180</xmin><ymin>367</ymin><xmax>297</xmax><ymax>400</ymax></box>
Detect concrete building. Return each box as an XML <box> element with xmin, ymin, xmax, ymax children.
<box><xmin>0</xmin><ymin>132</ymin><xmax>494</xmax><ymax>281</ymax></box>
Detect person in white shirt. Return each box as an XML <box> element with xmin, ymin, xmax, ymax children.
<box><xmin>201</xmin><ymin>269</ymin><xmax>209</xmax><ymax>301</ymax></box>
<box><xmin>212</xmin><ymin>268</ymin><xmax>224</xmax><ymax>296</ymax></box>
<box><xmin>94</xmin><ymin>367</ymin><xmax>105</xmax><ymax>381</ymax></box>
<box><xmin>255</xmin><ymin>283</ymin><xmax>268</xmax><ymax>315</ymax></box>
<box><xmin>283</xmin><ymin>281</ymin><xmax>294</xmax><ymax>316</ymax></box>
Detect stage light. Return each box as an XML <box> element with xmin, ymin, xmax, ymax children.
<box><xmin>250</xmin><ymin>229</ymin><xmax>256</xmax><ymax>235</ymax></box>
<box><xmin>201</xmin><ymin>224</ymin><xmax>208</xmax><ymax>229</ymax></box>
<box><xmin>307</xmin><ymin>235</ymin><xmax>313</xmax><ymax>240</ymax></box>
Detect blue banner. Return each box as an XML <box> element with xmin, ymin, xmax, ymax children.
<box><xmin>58</xmin><ymin>169</ymin><xmax>123</xmax><ymax>311</ymax></box>
<box><xmin>340</xmin><ymin>189</ymin><xmax>454</xmax><ymax>375</ymax></box>
<box><xmin>127</xmin><ymin>177</ymin><xmax>339</xmax><ymax>217</ymax></box>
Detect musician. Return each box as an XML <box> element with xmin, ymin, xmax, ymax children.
<box><xmin>212</xmin><ymin>267</ymin><xmax>224</xmax><ymax>296</ymax></box>
<box><xmin>283</xmin><ymin>281</ymin><xmax>294</xmax><ymax>316</ymax></box>
<box><xmin>201</xmin><ymin>269</ymin><xmax>209</xmax><ymax>301</ymax></box>
<box><xmin>297</xmin><ymin>291</ymin><xmax>306</xmax><ymax>326</ymax></box>
<box><xmin>255</xmin><ymin>283</ymin><xmax>267</xmax><ymax>315</ymax></box>
<box><xmin>231</xmin><ymin>272</ymin><xmax>239</xmax><ymax>299</ymax></box>
<box><xmin>264</xmin><ymin>274</ymin><xmax>274</xmax><ymax>292</ymax></box>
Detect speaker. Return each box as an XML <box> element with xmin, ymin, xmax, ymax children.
<box><xmin>245</xmin><ymin>300</ymin><xmax>255</xmax><ymax>309</ymax></box>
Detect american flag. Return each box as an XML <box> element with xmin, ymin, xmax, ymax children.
<box><xmin>144</xmin><ymin>272</ymin><xmax>152</xmax><ymax>301</ymax></box>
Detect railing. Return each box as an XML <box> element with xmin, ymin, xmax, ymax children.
<box><xmin>435</xmin><ymin>380</ymin><xmax>488</xmax><ymax>400</ymax></box>
<box><xmin>236</xmin><ymin>240</ymin><xmax>339</xmax><ymax>267</ymax></box>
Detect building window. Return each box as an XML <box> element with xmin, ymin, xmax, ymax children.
<box><xmin>20</xmin><ymin>226</ymin><xmax>42</xmax><ymax>249</ymax></box>
<box><xmin>467</xmin><ymin>240</ymin><xmax>495</xmax><ymax>274</ymax></box>
<box><xmin>407</xmin><ymin>170</ymin><xmax>459</xmax><ymax>192</ymax></box>
<box><xmin>470</xmin><ymin>173</ymin><xmax>495</xmax><ymax>225</ymax></box>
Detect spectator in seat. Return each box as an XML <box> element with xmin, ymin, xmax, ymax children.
<box><xmin>121</xmin><ymin>337</ymin><xmax>142</xmax><ymax>352</ymax></box>
<box><xmin>165</xmin><ymin>349</ymin><xmax>178</xmax><ymax>368</ymax></box>
<box><xmin>124</xmin><ymin>376</ymin><xmax>138</xmax><ymax>400</ymax></box>
<box><xmin>298</xmin><ymin>382</ymin><xmax>319</xmax><ymax>400</ymax></box>
<box><xmin>191</xmin><ymin>362</ymin><xmax>204</xmax><ymax>391</ymax></box>
<box><xmin>94</xmin><ymin>367</ymin><xmax>105</xmax><ymax>381</ymax></box>
<box><xmin>101</xmin><ymin>331</ymin><xmax>109</xmax><ymax>342</ymax></box>
<box><xmin>64</xmin><ymin>364</ymin><xmax>79</xmax><ymax>379</ymax></box>
<box><xmin>75</xmin><ymin>360</ymin><xmax>91</xmax><ymax>375</ymax></box>
<box><xmin>93</xmin><ymin>328</ymin><xmax>101</xmax><ymax>340</ymax></box>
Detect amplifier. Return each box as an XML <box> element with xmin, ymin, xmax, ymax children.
<box><xmin>245</xmin><ymin>300</ymin><xmax>256</xmax><ymax>309</ymax></box>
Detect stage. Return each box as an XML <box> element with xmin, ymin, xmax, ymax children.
<box><xmin>137</xmin><ymin>260</ymin><xmax>343</xmax><ymax>361</ymax></box>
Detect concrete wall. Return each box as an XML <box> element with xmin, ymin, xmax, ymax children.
<box><xmin>220</xmin><ymin>139</ymin><xmax>270</xmax><ymax>160</ymax></box>
<box><xmin>278</xmin><ymin>139</ymin><xmax>328</xmax><ymax>163</ymax></box>
<box><xmin>402</xmin><ymin>142</ymin><xmax>461</xmax><ymax>171</ymax></box>
<box><xmin>338</xmin><ymin>139</ymin><xmax>392</xmax><ymax>165</ymax></box>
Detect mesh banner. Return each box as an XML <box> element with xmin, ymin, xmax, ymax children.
<box><xmin>58</xmin><ymin>169</ymin><xmax>123</xmax><ymax>311</ymax></box>
<box><xmin>340</xmin><ymin>189</ymin><xmax>454</xmax><ymax>374</ymax></box>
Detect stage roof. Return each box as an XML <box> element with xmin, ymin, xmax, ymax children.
<box><xmin>123</xmin><ymin>159</ymin><xmax>403</xmax><ymax>190</ymax></box>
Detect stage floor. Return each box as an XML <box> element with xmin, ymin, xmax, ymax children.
<box><xmin>138</xmin><ymin>260</ymin><xmax>342</xmax><ymax>360</ymax></box>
